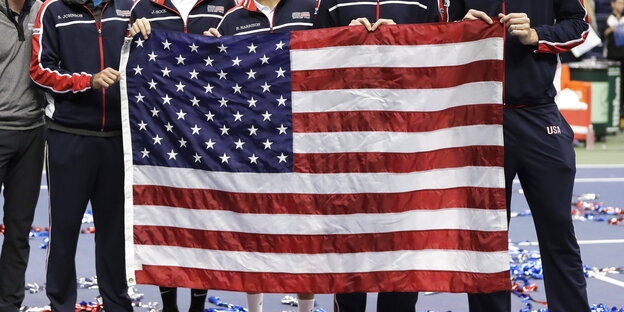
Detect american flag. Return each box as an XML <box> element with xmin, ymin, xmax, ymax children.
<box><xmin>121</xmin><ymin>22</ymin><xmax>509</xmax><ymax>294</ymax></box>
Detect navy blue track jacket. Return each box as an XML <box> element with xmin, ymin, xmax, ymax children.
<box><xmin>30</xmin><ymin>0</ymin><xmax>132</xmax><ymax>132</ymax></box>
<box><xmin>449</xmin><ymin>0</ymin><xmax>589</xmax><ymax>106</ymax></box>
<box><xmin>314</xmin><ymin>0</ymin><xmax>443</xmax><ymax>28</ymax></box>
<box><xmin>130</xmin><ymin>0</ymin><xmax>235</xmax><ymax>34</ymax></box>
<box><xmin>217</xmin><ymin>0</ymin><xmax>317</xmax><ymax>36</ymax></box>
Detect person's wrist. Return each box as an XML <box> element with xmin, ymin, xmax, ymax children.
<box><xmin>527</xmin><ymin>28</ymin><xmax>539</xmax><ymax>46</ymax></box>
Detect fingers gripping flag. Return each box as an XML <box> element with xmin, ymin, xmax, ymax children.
<box><xmin>120</xmin><ymin>21</ymin><xmax>509</xmax><ymax>294</ymax></box>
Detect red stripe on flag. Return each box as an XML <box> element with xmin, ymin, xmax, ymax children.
<box><xmin>293</xmin><ymin>146</ymin><xmax>504</xmax><ymax>174</ymax></box>
<box><xmin>292</xmin><ymin>105</ymin><xmax>502</xmax><ymax>133</ymax></box>
<box><xmin>290</xmin><ymin>20</ymin><xmax>503</xmax><ymax>50</ymax></box>
<box><xmin>291</xmin><ymin>61</ymin><xmax>504</xmax><ymax>92</ymax></box>
<box><xmin>133</xmin><ymin>186</ymin><xmax>506</xmax><ymax>214</ymax></box>
<box><xmin>136</xmin><ymin>266</ymin><xmax>511</xmax><ymax>294</ymax></box>
<box><xmin>134</xmin><ymin>227</ymin><xmax>509</xmax><ymax>253</ymax></box>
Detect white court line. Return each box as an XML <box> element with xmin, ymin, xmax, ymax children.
<box><xmin>514</xmin><ymin>178</ymin><xmax>624</xmax><ymax>183</ymax></box>
<box><xmin>515</xmin><ymin>239</ymin><xmax>624</xmax><ymax>246</ymax></box>
<box><xmin>592</xmin><ymin>274</ymin><xmax>624</xmax><ymax>288</ymax></box>
<box><xmin>577</xmin><ymin>164</ymin><xmax>624</xmax><ymax>169</ymax></box>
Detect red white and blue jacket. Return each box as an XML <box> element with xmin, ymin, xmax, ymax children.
<box><xmin>314</xmin><ymin>0</ymin><xmax>442</xmax><ymax>28</ymax></box>
<box><xmin>130</xmin><ymin>0</ymin><xmax>235</xmax><ymax>34</ymax></box>
<box><xmin>449</xmin><ymin>0</ymin><xmax>589</xmax><ymax>106</ymax></box>
<box><xmin>217</xmin><ymin>0</ymin><xmax>317</xmax><ymax>36</ymax></box>
<box><xmin>30</xmin><ymin>0</ymin><xmax>132</xmax><ymax>133</ymax></box>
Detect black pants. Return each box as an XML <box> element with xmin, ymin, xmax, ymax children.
<box><xmin>501</xmin><ymin>104</ymin><xmax>589</xmax><ymax>312</ymax></box>
<box><xmin>45</xmin><ymin>130</ymin><xmax>132</xmax><ymax>312</ymax></box>
<box><xmin>0</xmin><ymin>127</ymin><xmax>45</xmax><ymax>312</ymax></box>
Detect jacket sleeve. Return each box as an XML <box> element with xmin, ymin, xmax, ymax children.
<box><xmin>533</xmin><ymin>0</ymin><xmax>589</xmax><ymax>54</ymax></box>
<box><xmin>30</xmin><ymin>0</ymin><xmax>92</xmax><ymax>94</ymax></box>
<box><xmin>313</xmin><ymin>0</ymin><xmax>338</xmax><ymax>28</ymax></box>
<box><xmin>448</xmin><ymin>0</ymin><xmax>467</xmax><ymax>22</ymax></box>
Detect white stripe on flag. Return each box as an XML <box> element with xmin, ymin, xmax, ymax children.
<box><xmin>292</xmin><ymin>82</ymin><xmax>503</xmax><ymax>113</ymax></box>
<box><xmin>134</xmin><ymin>206</ymin><xmax>508</xmax><ymax>234</ymax></box>
<box><xmin>133</xmin><ymin>165</ymin><xmax>505</xmax><ymax>194</ymax></box>
<box><xmin>293</xmin><ymin>125</ymin><xmax>503</xmax><ymax>153</ymax></box>
<box><xmin>135</xmin><ymin>245</ymin><xmax>510</xmax><ymax>274</ymax></box>
<box><xmin>290</xmin><ymin>38</ymin><xmax>504</xmax><ymax>71</ymax></box>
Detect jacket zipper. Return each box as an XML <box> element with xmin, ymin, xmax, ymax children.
<box><xmin>83</xmin><ymin>2</ymin><xmax>109</xmax><ymax>131</ymax></box>
<box><xmin>268</xmin><ymin>0</ymin><xmax>281</xmax><ymax>32</ymax></box>
<box><xmin>376</xmin><ymin>0</ymin><xmax>380</xmax><ymax>21</ymax></box>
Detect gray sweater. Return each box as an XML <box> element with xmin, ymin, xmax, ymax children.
<box><xmin>0</xmin><ymin>0</ymin><xmax>43</xmax><ymax>130</ymax></box>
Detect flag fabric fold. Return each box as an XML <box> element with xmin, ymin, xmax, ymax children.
<box><xmin>121</xmin><ymin>21</ymin><xmax>509</xmax><ymax>294</ymax></box>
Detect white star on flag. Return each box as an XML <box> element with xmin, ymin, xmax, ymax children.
<box><xmin>189</xmin><ymin>43</ymin><xmax>199</xmax><ymax>53</ymax></box>
<box><xmin>234</xmin><ymin>139</ymin><xmax>245</xmax><ymax>149</ymax></box>
<box><xmin>134</xmin><ymin>37</ymin><xmax>144</xmax><ymax>47</ymax></box>
<box><xmin>247</xmin><ymin>43</ymin><xmax>257</xmax><ymax>53</ymax></box>
<box><xmin>167</xmin><ymin>149</ymin><xmax>178</xmax><ymax>160</ymax></box>
<box><xmin>152</xmin><ymin>134</ymin><xmax>163</xmax><ymax>145</ymax></box>
<box><xmin>233</xmin><ymin>111</ymin><xmax>243</xmax><ymax>122</ymax></box>
<box><xmin>135</xmin><ymin>93</ymin><xmax>145</xmax><ymax>103</ymax></box>
<box><xmin>205</xmin><ymin>111</ymin><xmax>215</xmax><ymax>121</ymax></box>
<box><xmin>161</xmin><ymin>67</ymin><xmax>171</xmax><ymax>77</ymax></box>
<box><xmin>161</xmin><ymin>39</ymin><xmax>171</xmax><ymax>50</ymax></box>
<box><xmin>162</xmin><ymin>94</ymin><xmax>172</xmax><ymax>105</ymax></box>
<box><xmin>133</xmin><ymin>65</ymin><xmax>143</xmax><ymax>75</ymax></box>
<box><xmin>148</xmin><ymin>51</ymin><xmax>157</xmax><ymax>62</ymax></box>
<box><xmin>219</xmin><ymin>153</ymin><xmax>230</xmax><ymax>163</ymax></box>
<box><xmin>277</xmin><ymin>153</ymin><xmax>288</xmax><ymax>163</ymax></box>
<box><xmin>260</xmin><ymin>54</ymin><xmax>270</xmax><ymax>64</ymax></box>
<box><xmin>204</xmin><ymin>139</ymin><xmax>216</xmax><ymax>149</ymax></box>
<box><xmin>190</xmin><ymin>124</ymin><xmax>201</xmax><ymax>135</ymax></box>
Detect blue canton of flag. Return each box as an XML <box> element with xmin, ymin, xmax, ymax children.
<box><xmin>125</xmin><ymin>30</ymin><xmax>292</xmax><ymax>173</ymax></box>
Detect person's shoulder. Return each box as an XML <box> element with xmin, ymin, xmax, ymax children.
<box><xmin>31</xmin><ymin>0</ymin><xmax>43</xmax><ymax>14</ymax></box>
<box><xmin>37</xmin><ymin>0</ymin><xmax>67</xmax><ymax>20</ymax></box>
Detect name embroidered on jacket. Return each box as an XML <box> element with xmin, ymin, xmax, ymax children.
<box><xmin>151</xmin><ymin>9</ymin><xmax>166</xmax><ymax>15</ymax></box>
<box><xmin>57</xmin><ymin>13</ymin><xmax>83</xmax><ymax>19</ymax></box>
<box><xmin>236</xmin><ymin>22</ymin><xmax>260</xmax><ymax>30</ymax></box>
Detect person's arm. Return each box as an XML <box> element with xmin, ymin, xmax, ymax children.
<box><xmin>604</xmin><ymin>15</ymin><xmax>618</xmax><ymax>37</ymax></box>
<box><xmin>30</xmin><ymin>3</ymin><xmax>93</xmax><ymax>93</ymax></box>
<box><xmin>532</xmin><ymin>0</ymin><xmax>590</xmax><ymax>53</ymax></box>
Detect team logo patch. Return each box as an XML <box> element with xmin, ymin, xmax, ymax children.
<box><xmin>116</xmin><ymin>9</ymin><xmax>131</xmax><ymax>17</ymax></box>
<box><xmin>546</xmin><ymin>125</ymin><xmax>562</xmax><ymax>135</ymax></box>
<box><xmin>292</xmin><ymin>11</ymin><xmax>311</xmax><ymax>19</ymax></box>
<box><xmin>207</xmin><ymin>5</ymin><xmax>224</xmax><ymax>13</ymax></box>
